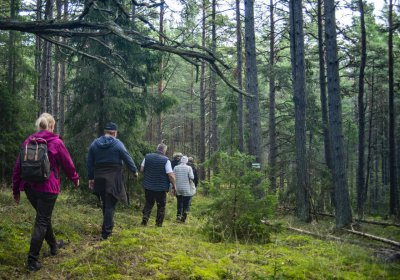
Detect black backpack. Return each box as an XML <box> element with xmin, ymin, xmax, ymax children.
<box><xmin>20</xmin><ymin>137</ymin><xmax>51</xmax><ymax>183</ymax></box>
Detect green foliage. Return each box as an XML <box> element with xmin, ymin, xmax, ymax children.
<box><xmin>1</xmin><ymin>187</ymin><xmax>400</xmax><ymax>279</ymax></box>
<box><xmin>0</xmin><ymin>27</ymin><xmax>37</xmax><ymax>183</ymax></box>
<box><xmin>62</xmin><ymin>0</ymin><xmax>178</xmax><ymax>183</ymax></box>
<box><xmin>203</xmin><ymin>151</ymin><xmax>279</xmax><ymax>243</ymax></box>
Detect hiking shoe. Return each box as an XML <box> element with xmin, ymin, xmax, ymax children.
<box><xmin>27</xmin><ymin>260</ymin><xmax>42</xmax><ymax>272</ymax></box>
<box><xmin>50</xmin><ymin>240</ymin><xmax>65</xmax><ymax>256</ymax></box>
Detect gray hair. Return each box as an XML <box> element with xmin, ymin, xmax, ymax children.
<box><xmin>157</xmin><ymin>143</ymin><xmax>167</xmax><ymax>154</ymax></box>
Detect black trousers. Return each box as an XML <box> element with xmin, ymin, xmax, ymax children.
<box><xmin>99</xmin><ymin>191</ymin><xmax>118</xmax><ymax>239</ymax></box>
<box><xmin>142</xmin><ymin>189</ymin><xmax>167</xmax><ymax>226</ymax></box>
<box><xmin>176</xmin><ymin>195</ymin><xmax>192</xmax><ymax>222</ymax></box>
<box><xmin>25</xmin><ymin>187</ymin><xmax>58</xmax><ymax>262</ymax></box>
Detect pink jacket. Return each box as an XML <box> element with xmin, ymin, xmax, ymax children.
<box><xmin>12</xmin><ymin>130</ymin><xmax>79</xmax><ymax>195</ymax></box>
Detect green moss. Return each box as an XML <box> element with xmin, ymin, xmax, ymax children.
<box><xmin>1</xmin><ymin>188</ymin><xmax>399</xmax><ymax>280</ymax></box>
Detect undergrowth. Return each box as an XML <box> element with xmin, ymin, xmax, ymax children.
<box><xmin>0</xmin><ymin>187</ymin><xmax>399</xmax><ymax>279</ymax></box>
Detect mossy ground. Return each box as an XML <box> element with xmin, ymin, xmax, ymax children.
<box><xmin>0</xmin><ymin>188</ymin><xmax>399</xmax><ymax>279</ymax></box>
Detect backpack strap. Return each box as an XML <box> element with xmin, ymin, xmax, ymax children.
<box><xmin>23</xmin><ymin>137</ymin><xmax>48</xmax><ymax>161</ymax></box>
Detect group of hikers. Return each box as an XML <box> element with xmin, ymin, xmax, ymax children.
<box><xmin>12</xmin><ymin>113</ymin><xmax>198</xmax><ymax>272</ymax></box>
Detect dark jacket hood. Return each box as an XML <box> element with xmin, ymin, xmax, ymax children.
<box><xmin>94</xmin><ymin>135</ymin><xmax>119</xmax><ymax>149</ymax></box>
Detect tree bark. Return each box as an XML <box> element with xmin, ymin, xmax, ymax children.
<box><xmin>289</xmin><ymin>0</ymin><xmax>311</xmax><ymax>222</ymax></box>
<box><xmin>357</xmin><ymin>0</ymin><xmax>367</xmax><ymax>219</ymax></box>
<box><xmin>317</xmin><ymin>0</ymin><xmax>332</xmax><ymax>169</ymax></box>
<box><xmin>244</xmin><ymin>0</ymin><xmax>262</xmax><ymax>164</ymax></box>
<box><xmin>59</xmin><ymin>0</ymin><xmax>67</xmax><ymax>137</ymax></box>
<box><xmin>236</xmin><ymin>0</ymin><xmax>244</xmax><ymax>153</ymax></box>
<box><xmin>324</xmin><ymin>0</ymin><xmax>353</xmax><ymax>228</ymax></box>
<box><xmin>157</xmin><ymin>2</ymin><xmax>165</xmax><ymax>144</ymax></box>
<box><xmin>199</xmin><ymin>0</ymin><xmax>207</xmax><ymax>181</ymax></box>
<box><xmin>268</xmin><ymin>0</ymin><xmax>277</xmax><ymax>192</ymax></box>
<box><xmin>210</xmin><ymin>0</ymin><xmax>218</xmax><ymax>157</ymax></box>
<box><xmin>387</xmin><ymin>0</ymin><xmax>399</xmax><ymax>216</ymax></box>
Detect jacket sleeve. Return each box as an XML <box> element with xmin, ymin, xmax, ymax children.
<box><xmin>119</xmin><ymin>142</ymin><xmax>137</xmax><ymax>174</ymax></box>
<box><xmin>56</xmin><ymin>140</ymin><xmax>79</xmax><ymax>185</ymax></box>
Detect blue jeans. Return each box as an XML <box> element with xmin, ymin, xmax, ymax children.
<box><xmin>176</xmin><ymin>195</ymin><xmax>192</xmax><ymax>222</ymax></box>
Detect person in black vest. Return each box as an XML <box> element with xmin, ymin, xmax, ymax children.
<box><xmin>87</xmin><ymin>122</ymin><xmax>138</xmax><ymax>240</ymax></box>
<box><xmin>140</xmin><ymin>143</ymin><xmax>176</xmax><ymax>227</ymax></box>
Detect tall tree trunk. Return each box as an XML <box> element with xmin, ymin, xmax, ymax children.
<box><xmin>8</xmin><ymin>0</ymin><xmax>16</xmax><ymax>97</ymax></box>
<box><xmin>357</xmin><ymin>0</ymin><xmax>367</xmax><ymax>219</ymax></box>
<box><xmin>156</xmin><ymin>2</ymin><xmax>165</xmax><ymax>144</ymax></box>
<box><xmin>59</xmin><ymin>0</ymin><xmax>67</xmax><ymax>136</ymax></box>
<box><xmin>268</xmin><ymin>0</ymin><xmax>277</xmax><ymax>192</ymax></box>
<box><xmin>52</xmin><ymin>0</ymin><xmax>62</xmax><ymax>133</ymax></box>
<box><xmin>199</xmin><ymin>0</ymin><xmax>207</xmax><ymax>181</ymax></box>
<box><xmin>388</xmin><ymin>0</ymin><xmax>399</xmax><ymax>216</ymax></box>
<box><xmin>190</xmin><ymin>69</ymin><xmax>195</xmax><ymax>154</ymax></box>
<box><xmin>236</xmin><ymin>0</ymin><xmax>244</xmax><ymax>153</ymax></box>
<box><xmin>324</xmin><ymin>0</ymin><xmax>353</xmax><ymax>228</ymax></box>
<box><xmin>40</xmin><ymin>0</ymin><xmax>54</xmax><ymax>114</ymax></box>
<box><xmin>317</xmin><ymin>0</ymin><xmax>332</xmax><ymax>169</ymax></box>
<box><xmin>365</xmin><ymin>62</ymin><xmax>375</xmax><ymax>214</ymax></box>
<box><xmin>35</xmin><ymin>0</ymin><xmax>42</xmax><ymax>111</ymax></box>
<box><xmin>244</xmin><ymin>0</ymin><xmax>262</xmax><ymax>164</ymax></box>
<box><xmin>210</xmin><ymin>0</ymin><xmax>218</xmax><ymax>156</ymax></box>
<box><xmin>318</xmin><ymin>0</ymin><xmax>334</xmax><ymax>209</ymax></box>
<box><xmin>289</xmin><ymin>0</ymin><xmax>311</xmax><ymax>222</ymax></box>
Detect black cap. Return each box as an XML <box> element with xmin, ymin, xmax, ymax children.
<box><xmin>104</xmin><ymin>122</ymin><xmax>117</xmax><ymax>131</ymax></box>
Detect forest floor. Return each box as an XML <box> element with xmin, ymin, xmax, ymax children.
<box><xmin>0</xmin><ymin>187</ymin><xmax>399</xmax><ymax>280</ymax></box>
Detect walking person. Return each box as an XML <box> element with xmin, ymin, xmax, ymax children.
<box><xmin>187</xmin><ymin>156</ymin><xmax>199</xmax><ymax>188</ymax></box>
<box><xmin>140</xmin><ymin>143</ymin><xmax>176</xmax><ymax>227</ymax></box>
<box><xmin>87</xmin><ymin>122</ymin><xmax>138</xmax><ymax>240</ymax></box>
<box><xmin>171</xmin><ymin>152</ymin><xmax>182</xmax><ymax>169</ymax></box>
<box><xmin>12</xmin><ymin>113</ymin><xmax>80</xmax><ymax>271</ymax></box>
<box><xmin>174</xmin><ymin>156</ymin><xmax>195</xmax><ymax>223</ymax></box>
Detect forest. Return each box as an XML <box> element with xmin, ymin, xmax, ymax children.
<box><xmin>0</xmin><ymin>0</ymin><xmax>400</xmax><ymax>279</ymax></box>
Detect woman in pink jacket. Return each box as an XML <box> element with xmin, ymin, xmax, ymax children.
<box><xmin>12</xmin><ymin>113</ymin><xmax>79</xmax><ymax>272</ymax></box>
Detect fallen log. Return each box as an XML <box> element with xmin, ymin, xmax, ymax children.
<box><xmin>314</xmin><ymin>212</ymin><xmax>400</xmax><ymax>228</ymax></box>
<box><xmin>285</xmin><ymin>226</ymin><xmax>344</xmax><ymax>242</ymax></box>
<box><xmin>261</xmin><ymin>220</ymin><xmax>397</xmax><ymax>249</ymax></box>
<box><xmin>353</xmin><ymin>219</ymin><xmax>400</xmax><ymax>228</ymax></box>
<box><xmin>344</xmin><ymin>228</ymin><xmax>400</xmax><ymax>248</ymax></box>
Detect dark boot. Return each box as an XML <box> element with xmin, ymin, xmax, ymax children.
<box><xmin>156</xmin><ymin>207</ymin><xmax>165</xmax><ymax>227</ymax></box>
<box><xmin>50</xmin><ymin>239</ymin><xmax>65</xmax><ymax>256</ymax></box>
<box><xmin>27</xmin><ymin>258</ymin><xmax>42</xmax><ymax>272</ymax></box>
<box><xmin>141</xmin><ymin>218</ymin><xmax>148</xmax><ymax>226</ymax></box>
<box><xmin>181</xmin><ymin>213</ymin><xmax>187</xmax><ymax>223</ymax></box>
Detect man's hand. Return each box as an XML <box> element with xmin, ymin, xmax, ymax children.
<box><xmin>170</xmin><ymin>185</ymin><xmax>176</xmax><ymax>196</ymax></box>
<box><xmin>133</xmin><ymin>172</ymin><xmax>138</xmax><ymax>178</ymax></box>
<box><xmin>89</xmin><ymin>180</ymin><xmax>95</xmax><ymax>190</ymax></box>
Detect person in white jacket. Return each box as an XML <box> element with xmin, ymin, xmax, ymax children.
<box><xmin>173</xmin><ymin>155</ymin><xmax>195</xmax><ymax>222</ymax></box>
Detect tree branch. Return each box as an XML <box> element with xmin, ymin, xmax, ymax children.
<box><xmin>40</xmin><ymin>35</ymin><xmax>141</xmax><ymax>88</ymax></box>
